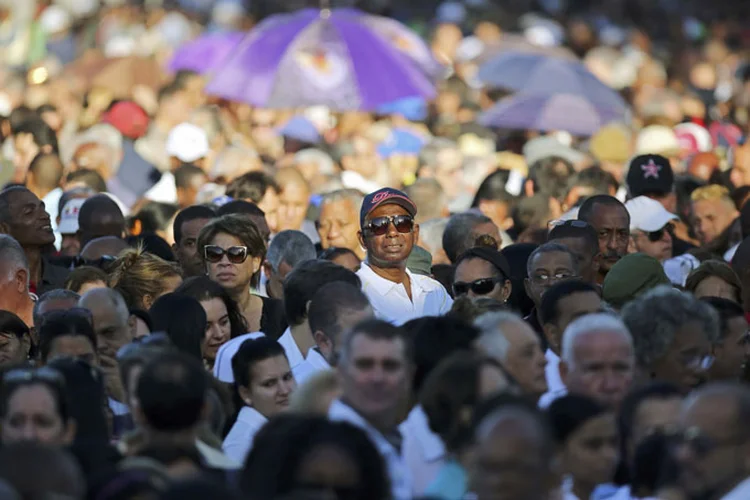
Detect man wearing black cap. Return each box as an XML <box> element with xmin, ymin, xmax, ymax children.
<box><xmin>357</xmin><ymin>188</ymin><xmax>452</xmax><ymax>325</ymax></box>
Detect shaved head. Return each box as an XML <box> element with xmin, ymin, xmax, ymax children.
<box><xmin>78</xmin><ymin>195</ymin><xmax>125</xmax><ymax>248</ymax></box>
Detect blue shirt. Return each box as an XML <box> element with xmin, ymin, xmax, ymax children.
<box><xmin>425</xmin><ymin>459</ymin><xmax>467</xmax><ymax>500</ymax></box>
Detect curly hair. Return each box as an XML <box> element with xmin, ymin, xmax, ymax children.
<box><xmin>108</xmin><ymin>246</ymin><xmax>183</xmax><ymax>309</ymax></box>
<box><xmin>621</xmin><ymin>286</ymin><xmax>720</xmax><ymax>368</ymax></box>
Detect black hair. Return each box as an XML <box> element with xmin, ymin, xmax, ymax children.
<box><xmin>700</xmin><ymin>296</ymin><xmax>745</xmax><ymax>341</ymax></box>
<box><xmin>216</xmin><ymin>200</ymin><xmax>270</xmax><ymax>242</ymax></box>
<box><xmin>157</xmin><ymin>81</ymin><xmax>185</xmax><ymax>103</ymax></box>
<box><xmin>283</xmin><ymin>260</ymin><xmax>360</xmax><ymax>326</ymax></box>
<box><xmin>526</xmin><ymin>242</ymin><xmax>579</xmax><ymax>276</ymax></box>
<box><xmin>38</xmin><ymin>311</ymin><xmax>97</xmax><ymax>364</ymax></box>
<box><xmin>539</xmin><ymin>280</ymin><xmax>600</xmax><ymax>326</ymax></box>
<box><xmin>174</xmin><ymin>164</ymin><xmax>207</xmax><ymax>190</ymax></box>
<box><xmin>149</xmin><ymin>294</ymin><xmax>206</xmax><ymax>362</ymax></box>
<box><xmin>528</xmin><ymin>156</ymin><xmax>575</xmax><ymax>201</ymax></box>
<box><xmin>566</xmin><ymin>166</ymin><xmax>619</xmax><ymax>200</ymax></box>
<box><xmin>547</xmin><ymin>394</ymin><xmax>609</xmax><ymax>445</ymax></box>
<box><xmin>241</xmin><ymin>416</ymin><xmax>389</xmax><ymax>500</ymax></box>
<box><xmin>472</xmin><ymin>169</ymin><xmax>515</xmax><ymax>208</ymax></box>
<box><xmin>454</xmin><ymin>246</ymin><xmax>510</xmax><ymax>281</ymax></box>
<box><xmin>577</xmin><ymin>195</ymin><xmax>629</xmax><ymax>224</ymax></box>
<box><xmin>175</xmin><ymin>276</ymin><xmax>248</xmax><ymax>339</ymax></box>
<box><xmin>319</xmin><ymin>247</ymin><xmax>360</xmax><ymax>262</ymax></box>
<box><xmin>226</xmin><ymin>172</ymin><xmax>280</xmax><ymax>203</ymax></box>
<box><xmin>65</xmin><ymin>169</ymin><xmax>107</xmax><ymax>193</ymax></box>
<box><xmin>132</xmin><ymin>202</ymin><xmax>180</xmax><ymax>234</ymax></box>
<box><xmin>547</xmin><ymin>220</ymin><xmax>600</xmax><ymax>259</ymax></box>
<box><xmin>173</xmin><ymin>205</ymin><xmax>216</xmax><ymax>245</ymax></box>
<box><xmin>308</xmin><ymin>281</ymin><xmax>369</xmax><ymax>345</ymax></box>
<box><xmin>500</xmin><ymin>243</ymin><xmax>538</xmax><ymax>316</ymax></box>
<box><xmin>0</xmin><ymin>310</ymin><xmax>29</xmax><ymax>340</ymax></box>
<box><xmin>9</xmin><ymin>106</ymin><xmax>37</xmax><ymax>132</ymax></box>
<box><xmin>124</xmin><ymin>233</ymin><xmax>176</xmax><ymax>262</ymax></box>
<box><xmin>136</xmin><ymin>350</ymin><xmax>209</xmax><ymax>432</ymax></box>
<box><xmin>232</xmin><ymin>337</ymin><xmax>287</xmax><ymax>389</ymax></box>
<box><xmin>511</xmin><ymin>194</ymin><xmax>552</xmax><ymax>235</ymax></box>
<box><xmin>13</xmin><ymin>118</ymin><xmax>58</xmax><ymax>152</ymax></box>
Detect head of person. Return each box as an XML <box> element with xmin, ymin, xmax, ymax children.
<box><xmin>232</xmin><ymin>337</ymin><xmax>296</xmax><ymax>419</ymax></box>
<box><xmin>77</xmin><ymin>194</ymin><xmax>126</xmax><ymax>248</ymax></box>
<box><xmin>108</xmin><ymin>248</ymin><xmax>183</xmax><ymax>310</ymax></box>
<box><xmin>524</xmin><ymin>242</ymin><xmax>580</xmax><ymax>307</ymax></box>
<box><xmin>196</xmin><ymin>214</ymin><xmax>265</xmax><ymax>296</ymax></box>
<box><xmin>174</xmin><ymin>164</ymin><xmax>208</xmax><ymax>209</ymax></box>
<box><xmin>38</xmin><ymin>310</ymin><xmax>97</xmax><ymax>366</ymax></box>
<box><xmin>149</xmin><ymin>294</ymin><xmax>206</xmax><ymax>362</ymax></box>
<box><xmin>547</xmin><ymin>395</ymin><xmax>619</xmax><ymax>493</ymax></box>
<box><xmin>216</xmin><ymin>200</ymin><xmax>271</xmax><ymax>245</ymax></box>
<box><xmin>32</xmin><ymin>289</ymin><xmax>79</xmax><ymax>332</ymax></box>
<box><xmin>26</xmin><ymin>153</ymin><xmax>63</xmax><ymax>198</ymax></box>
<box><xmin>453</xmin><ymin>246</ymin><xmax>512</xmax><ymax>303</ymax></box>
<box><xmin>690</xmin><ymin>185</ymin><xmax>739</xmax><ymax>245</ymax></box>
<box><xmin>540</xmin><ymin>280</ymin><xmax>602</xmax><ymax>355</ymax></box>
<box><xmin>626</xmin><ymin>154</ymin><xmax>676</xmax><ymax>213</ymax></box>
<box><xmin>472</xmin><ymin>169</ymin><xmax>516</xmax><ymax>232</ymax></box>
<box><xmin>12</xmin><ymin>118</ymin><xmax>58</xmax><ymax>172</ymax></box>
<box><xmin>547</xmin><ymin>220</ymin><xmax>601</xmax><ymax>284</ymax></box>
<box><xmin>319</xmin><ymin>247</ymin><xmax>361</xmax><ymax>272</ymax></box>
<box><xmin>174</xmin><ymin>276</ymin><xmax>248</xmax><ymax>366</ymax></box>
<box><xmin>562</xmin><ymin>166</ymin><xmax>619</xmax><ymax>212</ymax></box>
<box><xmin>0</xmin><ymin>442</ymin><xmax>85</xmax><ymax>500</ymax></box>
<box><xmin>0</xmin><ymin>311</ymin><xmax>30</xmax><ymax>369</ymax></box>
<box><xmin>675</xmin><ymin>382</ymin><xmax>750</xmax><ymax>500</ymax></box>
<box><xmin>443</xmin><ymin>212</ymin><xmax>501</xmax><ymax>264</ymax></box>
<box><xmin>475</xmin><ymin>311</ymin><xmax>547</xmax><ymax>399</ymax></box>
<box><xmin>578</xmin><ymin>195</ymin><xmax>630</xmax><ymax>275</ymax></box>
<box><xmin>418</xmin><ymin>138</ymin><xmax>464</xmax><ymax>201</ymax></box>
<box><xmin>56</xmin><ymin>197</ymin><xmax>87</xmax><ymax>257</ymax></box>
<box><xmin>357</xmin><ymin>187</ymin><xmax>419</xmax><ymax>269</ymax></box>
<box><xmin>283</xmin><ymin>259</ymin><xmax>360</xmax><ymax>329</ymax></box>
<box><xmin>602</xmin><ymin>253</ymin><xmax>672</xmax><ymax>310</ymax></box>
<box><xmin>685</xmin><ymin>260</ymin><xmax>743</xmax><ymax>303</ymax></box>
<box><xmin>308</xmin><ymin>282</ymin><xmax>373</xmax><ymax>367</ymax></box>
<box><xmin>421</xmin><ymin>352</ymin><xmax>514</xmax><ymax>455</ymax></box>
<box><xmin>622</xmin><ymin>286</ymin><xmax>720</xmax><ymax>393</ymax></box>
<box><xmin>0</xmin><ymin>187</ymin><xmax>54</xmax><ymax>249</ymax></box>
<box><xmin>241</xmin><ymin>416</ymin><xmax>389</xmax><ymax>500</ymax></box>
<box><xmin>275</xmin><ymin>167</ymin><xmax>311</xmax><ymax>232</ymax></box>
<box><xmin>291</xmin><ymin>148</ymin><xmax>336</xmax><ymax>189</ymax></box>
<box><xmin>263</xmin><ymin>230</ymin><xmax>316</xmax><ymax>300</ymax></box>
<box><xmin>417</xmin><ymin>217</ymin><xmax>450</xmax><ymax>265</ymax></box>
<box><xmin>79</xmin><ymin>235</ymin><xmax>128</xmax><ymax>263</ymax></box>
<box><xmin>210</xmin><ymin>145</ymin><xmax>262</xmax><ymax>184</ymax></box>
<box><xmin>165</xmin><ymin>122</ymin><xmax>209</xmax><ymax>171</ymax></box>
<box><xmin>0</xmin><ymin>367</ymin><xmax>74</xmax><ymax>446</ymax></box>
<box><xmin>317</xmin><ymin>189</ymin><xmax>365</xmax><ymax>258</ymax></box>
<box><xmin>560</xmin><ymin>313</ymin><xmax>635</xmax><ymax>409</ymax></box>
<box><xmin>404</xmin><ymin>178</ymin><xmax>449</xmax><ymax>224</ymax></box>
<box><xmin>625</xmin><ymin>196</ymin><xmax>678</xmax><ymax>262</ymax></box>
<box><xmin>338</xmin><ymin>319</ymin><xmax>413</xmax><ymax>430</ymax></box>
<box><xmin>226</xmin><ymin>172</ymin><xmax>280</xmax><ymax>233</ymax></box>
<box><xmin>701</xmin><ymin>297</ymin><xmax>749</xmax><ymax>382</ymax></box>
<box><xmin>171</xmin><ymin>205</ymin><xmax>216</xmax><ymax>278</ymax></box>
<box><xmin>0</xmin><ymin>235</ymin><xmax>30</xmax><ymax>315</ymax></box>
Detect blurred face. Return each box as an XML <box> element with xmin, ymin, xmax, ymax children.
<box><xmin>497</xmin><ymin>322</ymin><xmax>547</xmax><ymax>397</ymax></box>
<box><xmin>72</xmin><ymin>143</ymin><xmax>115</xmax><ymax>180</ymax></box>
<box><xmin>315</xmin><ymin>307</ymin><xmax>374</xmax><ymax>367</ymax></box>
<box><xmin>632</xmin><ymin>224</ymin><xmax>673</xmax><ymax>262</ymax></box>
<box><xmin>0</xmin><ymin>333</ymin><xmax>26</xmax><ymax>368</ymax></box>
<box><xmin>205</xmin><ymin>232</ymin><xmax>261</xmax><ymax>294</ymax></box>
<box><xmin>174</xmin><ymin>217</ymin><xmax>212</xmax><ymax>277</ymax></box>
<box><xmin>2</xmin><ymin>384</ymin><xmax>72</xmax><ymax>446</ymax></box>
<box><xmin>731</xmin><ymin>145</ymin><xmax>750</xmax><ymax>187</ymax></box>
<box><xmin>277</xmin><ymin>182</ymin><xmax>310</xmax><ymax>232</ymax></box>
<box><xmin>543</xmin><ymin>291</ymin><xmax>602</xmax><ymax>354</ymax></box>
<box><xmin>257</xmin><ymin>188</ymin><xmax>280</xmax><ymax>234</ymax></box>
<box><xmin>12</xmin><ymin>133</ymin><xmax>39</xmax><ymax>172</ymax></box>
<box><xmin>710</xmin><ymin>315</ymin><xmax>750</xmax><ymax>382</ymax></box>
<box><xmin>562</xmin><ymin>330</ymin><xmax>635</xmax><ymax>409</ymax></box>
<box><xmin>525</xmin><ymin>251</ymin><xmax>578</xmax><ymax>306</ymax></box>
<box><xmin>201</xmin><ymin>298</ymin><xmax>231</xmax><ymax>364</ymax></box>
<box><xmin>295</xmin><ymin>445</ymin><xmax>362</xmax><ymax>495</ymax></box>
<box><xmin>478</xmin><ymin>200</ymin><xmax>512</xmax><ymax>231</ymax></box>
<box><xmin>60</xmin><ymin>234</ymin><xmax>80</xmax><ymax>257</ymax></box>
<box><xmin>472</xmin><ymin>221</ymin><xmax>502</xmax><ymax>248</ymax></box>
<box><xmin>692</xmin><ymin>199</ymin><xmax>738</xmax><ymax>245</ymax></box>
<box><xmin>242</xmin><ymin>355</ymin><xmax>296</xmax><ymax>419</ymax></box>
<box><xmin>2</xmin><ymin>190</ymin><xmax>54</xmax><ymax>247</ymax></box>
<box><xmin>588</xmin><ymin>204</ymin><xmax>629</xmax><ymax>273</ymax></box>
<box><xmin>358</xmin><ymin>204</ymin><xmax>418</xmax><ymax>270</ymax></box>
<box><xmin>84</xmin><ymin>301</ymin><xmax>131</xmax><ymax>402</ymax></box>
<box><xmin>627</xmin><ymin>396</ymin><xmax>682</xmax><ymax>461</ymax></box>
<box><xmin>339</xmin><ymin>333</ymin><xmax>410</xmax><ymax>426</ymax></box>
<box><xmin>454</xmin><ymin>257</ymin><xmax>511</xmax><ymax>303</ymax></box>
<box><xmin>693</xmin><ymin>276</ymin><xmax>739</xmax><ymax>302</ymax></box>
<box><xmin>330</xmin><ymin>252</ymin><xmax>361</xmax><ymax>272</ymax></box>
<box><xmin>651</xmin><ymin>321</ymin><xmax>712</xmax><ymax>393</ymax></box>
<box><xmin>561</xmin><ymin>413</ymin><xmax>619</xmax><ymax>490</ymax></box>
<box><xmin>317</xmin><ymin>199</ymin><xmax>362</xmax><ymax>257</ymax></box>
<box><xmin>46</xmin><ymin>335</ymin><xmax>97</xmax><ymax>365</ymax></box>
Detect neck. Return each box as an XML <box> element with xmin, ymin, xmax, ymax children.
<box><xmin>25</xmin><ymin>246</ymin><xmax>43</xmax><ymax>286</ymax></box>
<box><xmin>572</xmin><ymin>481</ymin><xmax>594</xmax><ymax>500</ymax></box>
<box><xmin>290</xmin><ymin>322</ymin><xmax>315</xmax><ymax>357</ymax></box>
<box><xmin>142</xmin><ymin>426</ymin><xmax>199</xmax><ymax>449</ymax></box>
<box><xmin>341</xmin><ymin>396</ymin><xmax>397</xmax><ymax>436</ymax></box>
<box><xmin>231</xmin><ymin>286</ymin><xmax>253</xmax><ymax>311</ymax></box>
<box><xmin>368</xmin><ymin>261</ymin><xmax>407</xmax><ymax>284</ymax></box>
<box><xmin>14</xmin><ymin>295</ymin><xmax>34</xmax><ymax>327</ymax></box>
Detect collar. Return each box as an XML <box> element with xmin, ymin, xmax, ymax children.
<box><xmin>402</xmin><ymin>405</ymin><xmax>445</xmax><ymax>462</ymax></box>
<box><xmin>722</xmin><ymin>477</ymin><xmax>750</xmax><ymax>500</ymax></box>
<box><xmin>305</xmin><ymin>348</ymin><xmax>331</xmax><ymax>370</ymax></box>
<box><xmin>237</xmin><ymin>406</ymin><xmax>268</xmax><ymax>426</ymax></box>
<box><xmin>330</xmin><ymin>399</ymin><xmax>402</xmax><ymax>450</ymax></box>
<box><xmin>358</xmin><ymin>262</ymin><xmax>424</xmax><ymax>296</ymax></box>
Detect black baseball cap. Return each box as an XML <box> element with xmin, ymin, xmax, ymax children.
<box><xmin>359</xmin><ymin>187</ymin><xmax>418</xmax><ymax>228</ymax></box>
<box><xmin>626</xmin><ymin>154</ymin><xmax>674</xmax><ymax>197</ymax></box>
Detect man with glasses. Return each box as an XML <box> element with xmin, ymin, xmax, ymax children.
<box><xmin>625</xmin><ymin>196</ymin><xmax>678</xmax><ymax>262</ymax></box>
<box><xmin>356</xmin><ymin>188</ymin><xmax>452</xmax><ymax>325</ymax></box>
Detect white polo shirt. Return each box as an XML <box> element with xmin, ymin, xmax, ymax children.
<box><xmin>292</xmin><ymin>348</ymin><xmax>331</xmax><ymax>385</ymax></box>
<box><xmin>277</xmin><ymin>327</ymin><xmax>305</xmax><ymax>369</ymax></box>
<box><xmin>357</xmin><ymin>263</ymin><xmax>453</xmax><ymax>325</ymax></box>
<box><xmin>222</xmin><ymin>406</ymin><xmax>268</xmax><ymax>464</ymax></box>
<box><xmin>539</xmin><ymin>348</ymin><xmax>567</xmax><ymax>409</ymax></box>
<box><xmin>401</xmin><ymin>404</ymin><xmax>446</xmax><ymax>496</ymax></box>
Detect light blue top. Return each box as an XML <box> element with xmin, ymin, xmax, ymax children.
<box><xmin>425</xmin><ymin>459</ymin><xmax>467</xmax><ymax>500</ymax></box>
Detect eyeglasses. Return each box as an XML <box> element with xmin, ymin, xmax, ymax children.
<box><xmin>672</xmin><ymin>426</ymin><xmax>748</xmax><ymax>458</ymax></box>
<box><xmin>453</xmin><ymin>277</ymin><xmax>503</xmax><ymax>297</ymax></box>
<box><xmin>3</xmin><ymin>366</ymin><xmax>64</xmax><ymax>386</ymax></box>
<box><xmin>681</xmin><ymin>353</ymin><xmax>715</xmax><ymax>371</ymax></box>
<box><xmin>363</xmin><ymin>215</ymin><xmax>414</xmax><ymax>236</ymax></box>
<box><xmin>643</xmin><ymin>223</ymin><xmax>674</xmax><ymax>242</ymax></box>
<box><xmin>548</xmin><ymin>219</ymin><xmax>591</xmax><ymax>230</ymax></box>
<box><xmin>530</xmin><ymin>271</ymin><xmax>578</xmax><ymax>285</ymax></box>
<box><xmin>204</xmin><ymin>245</ymin><xmax>249</xmax><ymax>264</ymax></box>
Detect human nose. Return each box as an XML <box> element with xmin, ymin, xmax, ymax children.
<box><xmin>20</xmin><ymin>421</ymin><xmax>38</xmax><ymax>440</ymax></box>
<box><xmin>385</xmin><ymin>218</ymin><xmax>399</xmax><ymax>237</ymax></box>
<box><xmin>606</xmin><ymin>232</ymin><xmax>618</xmax><ymax>251</ymax></box>
<box><xmin>279</xmin><ymin>379</ymin><xmax>294</xmax><ymax>396</ymax></box>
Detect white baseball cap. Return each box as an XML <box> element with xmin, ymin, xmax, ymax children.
<box><xmin>58</xmin><ymin>198</ymin><xmax>87</xmax><ymax>235</ymax></box>
<box><xmin>625</xmin><ymin>196</ymin><xmax>678</xmax><ymax>232</ymax></box>
<box><xmin>212</xmin><ymin>332</ymin><xmax>266</xmax><ymax>383</ymax></box>
<box><xmin>165</xmin><ymin>123</ymin><xmax>210</xmax><ymax>163</ymax></box>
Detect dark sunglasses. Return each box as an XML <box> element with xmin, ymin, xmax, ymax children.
<box><xmin>204</xmin><ymin>245</ymin><xmax>249</xmax><ymax>264</ymax></box>
<box><xmin>453</xmin><ymin>277</ymin><xmax>503</xmax><ymax>296</ymax></box>
<box><xmin>363</xmin><ymin>215</ymin><xmax>414</xmax><ymax>236</ymax></box>
<box><xmin>645</xmin><ymin>223</ymin><xmax>674</xmax><ymax>242</ymax></box>
<box><xmin>548</xmin><ymin>219</ymin><xmax>591</xmax><ymax>230</ymax></box>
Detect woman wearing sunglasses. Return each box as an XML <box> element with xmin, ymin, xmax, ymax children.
<box><xmin>197</xmin><ymin>214</ymin><xmax>285</xmax><ymax>338</ymax></box>
<box><xmin>452</xmin><ymin>247</ymin><xmax>512</xmax><ymax>304</ymax></box>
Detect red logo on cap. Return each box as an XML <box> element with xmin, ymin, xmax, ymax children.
<box><xmin>641</xmin><ymin>159</ymin><xmax>661</xmax><ymax>179</ymax></box>
<box><xmin>372</xmin><ymin>192</ymin><xmax>394</xmax><ymax>204</ymax></box>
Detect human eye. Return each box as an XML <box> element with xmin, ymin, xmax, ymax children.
<box><xmin>283</xmin><ymin>372</ymin><xmax>294</xmax><ymax>382</ymax></box>
<box><xmin>219</xmin><ymin>316</ymin><xmax>230</xmax><ymax>328</ymax></box>
<box><xmin>262</xmin><ymin>379</ymin><xmax>276</xmax><ymax>388</ymax></box>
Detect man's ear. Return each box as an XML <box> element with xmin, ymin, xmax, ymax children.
<box><xmin>16</xmin><ymin>269</ymin><xmax>27</xmax><ymax>293</ymax></box>
<box><xmin>357</xmin><ymin>230</ymin><xmax>365</xmax><ymax>249</ymax></box>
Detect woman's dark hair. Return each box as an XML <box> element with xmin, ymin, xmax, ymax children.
<box><xmin>472</xmin><ymin>169</ymin><xmax>514</xmax><ymax>208</ymax></box>
<box><xmin>64</xmin><ymin>266</ymin><xmax>108</xmax><ymax>293</ymax></box>
<box><xmin>124</xmin><ymin>233</ymin><xmax>176</xmax><ymax>262</ymax></box>
<box><xmin>130</xmin><ymin>202</ymin><xmax>179</xmax><ymax>235</ymax></box>
<box><xmin>319</xmin><ymin>247</ymin><xmax>360</xmax><ymax>263</ymax></box>
<box><xmin>175</xmin><ymin>276</ymin><xmax>248</xmax><ymax>339</ymax></box>
<box><xmin>500</xmin><ymin>243</ymin><xmax>538</xmax><ymax>316</ymax></box>
<box><xmin>232</xmin><ymin>337</ymin><xmax>286</xmax><ymax>389</ymax></box>
<box><xmin>38</xmin><ymin>310</ymin><xmax>97</xmax><ymax>364</ymax></box>
<box><xmin>241</xmin><ymin>415</ymin><xmax>389</xmax><ymax>500</ymax></box>
<box><xmin>547</xmin><ymin>394</ymin><xmax>610</xmax><ymax>445</ymax></box>
<box><xmin>149</xmin><ymin>294</ymin><xmax>206</xmax><ymax>362</ymax></box>
<box><xmin>0</xmin><ymin>367</ymin><xmax>70</xmax><ymax>425</ymax></box>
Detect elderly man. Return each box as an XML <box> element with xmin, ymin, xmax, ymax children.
<box><xmin>625</xmin><ymin>196</ymin><xmax>678</xmax><ymax>262</ymax></box>
<box><xmin>68</xmin><ymin>123</ymin><xmax>123</xmax><ymax>182</ymax></box>
<box><xmin>264</xmin><ymin>230</ymin><xmax>316</xmax><ymax>300</ymax></box>
<box><xmin>356</xmin><ymin>188</ymin><xmax>452</xmax><ymax>324</ymax></box>
<box><xmin>474</xmin><ymin>311</ymin><xmax>547</xmax><ymax>402</ymax></box>
<box><xmin>578</xmin><ymin>195</ymin><xmax>630</xmax><ymax>284</ymax></box>
<box><xmin>210</xmin><ymin>145</ymin><xmax>262</xmax><ymax>183</ymax></box>
<box><xmin>559</xmin><ymin>313</ymin><xmax>635</xmax><ymax>409</ymax></box>
<box><xmin>0</xmin><ymin>235</ymin><xmax>34</xmax><ymax>325</ymax></box>
<box><xmin>330</xmin><ymin>319</ymin><xmax>413</xmax><ymax>500</ymax></box>
<box><xmin>317</xmin><ymin>189</ymin><xmax>366</xmax><ymax>260</ymax></box>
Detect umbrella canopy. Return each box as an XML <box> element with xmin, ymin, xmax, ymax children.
<box><xmin>205</xmin><ymin>8</ymin><xmax>437</xmax><ymax>111</ymax></box>
<box><xmin>475</xmin><ymin>34</ymin><xmax>577</xmax><ymax>63</ymax></box>
<box><xmin>479</xmin><ymin>92</ymin><xmax>627</xmax><ymax>137</ymax></box>
<box><xmin>479</xmin><ymin>52</ymin><xmax>626</xmax><ymax>112</ymax></box>
<box><xmin>167</xmin><ymin>31</ymin><xmax>244</xmax><ymax>74</ymax></box>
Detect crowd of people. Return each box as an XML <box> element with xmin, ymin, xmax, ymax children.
<box><xmin>1</xmin><ymin>0</ymin><xmax>750</xmax><ymax>500</ymax></box>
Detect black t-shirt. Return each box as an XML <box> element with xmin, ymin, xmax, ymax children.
<box><xmin>260</xmin><ymin>296</ymin><xmax>287</xmax><ymax>340</ymax></box>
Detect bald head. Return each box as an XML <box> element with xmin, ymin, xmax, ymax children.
<box><xmin>28</xmin><ymin>153</ymin><xmax>63</xmax><ymax>192</ymax></box>
<box><xmin>80</xmin><ymin>236</ymin><xmax>129</xmax><ymax>261</ymax></box>
<box><xmin>78</xmin><ymin>195</ymin><xmax>125</xmax><ymax>248</ymax></box>
<box><xmin>276</xmin><ymin>166</ymin><xmax>310</xmax><ymax>191</ymax></box>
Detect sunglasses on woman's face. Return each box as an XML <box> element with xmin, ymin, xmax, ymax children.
<box><xmin>204</xmin><ymin>245</ymin><xmax>249</xmax><ymax>264</ymax></box>
<box><xmin>452</xmin><ymin>277</ymin><xmax>502</xmax><ymax>297</ymax></box>
<box><xmin>645</xmin><ymin>223</ymin><xmax>674</xmax><ymax>242</ymax></box>
<box><xmin>363</xmin><ymin>215</ymin><xmax>414</xmax><ymax>237</ymax></box>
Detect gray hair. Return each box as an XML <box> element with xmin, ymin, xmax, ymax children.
<box><xmin>319</xmin><ymin>189</ymin><xmax>364</xmax><ymax>212</ymax></box>
<box><xmin>78</xmin><ymin>287</ymin><xmax>130</xmax><ymax>324</ymax></box>
<box><xmin>419</xmin><ymin>218</ymin><xmax>449</xmax><ymax>257</ymax></box>
<box><xmin>419</xmin><ymin>138</ymin><xmax>460</xmax><ymax>168</ymax></box>
<box><xmin>267</xmin><ymin>230</ymin><xmax>316</xmax><ymax>273</ymax></box>
<box><xmin>293</xmin><ymin>148</ymin><xmax>336</xmax><ymax>176</ymax></box>
<box><xmin>211</xmin><ymin>145</ymin><xmax>259</xmax><ymax>182</ymax></box>
<box><xmin>33</xmin><ymin>289</ymin><xmax>81</xmax><ymax>327</ymax></box>
<box><xmin>621</xmin><ymin>285</ymin><xmax>720</xmax><ymax>369</ymax></box>
<box><xmin>404</xmin><ymin>178</ymin><xmax>446</xmax><ymax>223</ymax></box>
<box><xmin>0</xmin><ymin>235</ymin><xmax>29</xmax><ymax>284</ymax></box>
<box><xmin>442</xmin><ymin>212</ymin><xmax>494</xmax><ymax>263</ymax></box>
<box><xmin>561</xmin><ymin>313</ymin><xmax>633</xmax><ymax>367</ymax></box>
<box><xmin>526</xmin><ymin>242</ymin><xmax>579</xmax><ymax>276</ymax></box>
<box><xmin>474</xmin><ymin>311</ymin><xmax>528</xmax><ymax>363</ymax></box>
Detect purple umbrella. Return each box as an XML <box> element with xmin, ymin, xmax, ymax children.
<box><xmin>479</xmin><ymin>92</ymin><xmax>627</xmax><ymax>137</ymax></box>
<box><xmin>478</xmin><ymin>52</ymin><xmax>627</xmax><ymax>112</ymax></box>
<box><xmin>205</xmin><ymin>8</ymin><xmax>436</xmax><ymax>111</ymax></box>
<box><xmin>168</xmin><ymin>31</ymin><xmax>244</xmax><ymax>74</ymax></box>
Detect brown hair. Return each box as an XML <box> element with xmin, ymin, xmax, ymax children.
<box><xmin>108</xmin><ymin>247</ymin><xmax>182</xmax><ymax>309</ymax></box>
<box><xmin>685</xmin><ymin>259</ymin><xmax>743</xmax><ymax>303</ymax></box>
<box><xmin>64</xmin><ymin>266</ymin><xmax>108</xmax><ymax>293</ymax></box>
<box><xmin>196</xmin><ymin>214</ymin><xmax>267</xmax><ymax>287</ymax></box>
